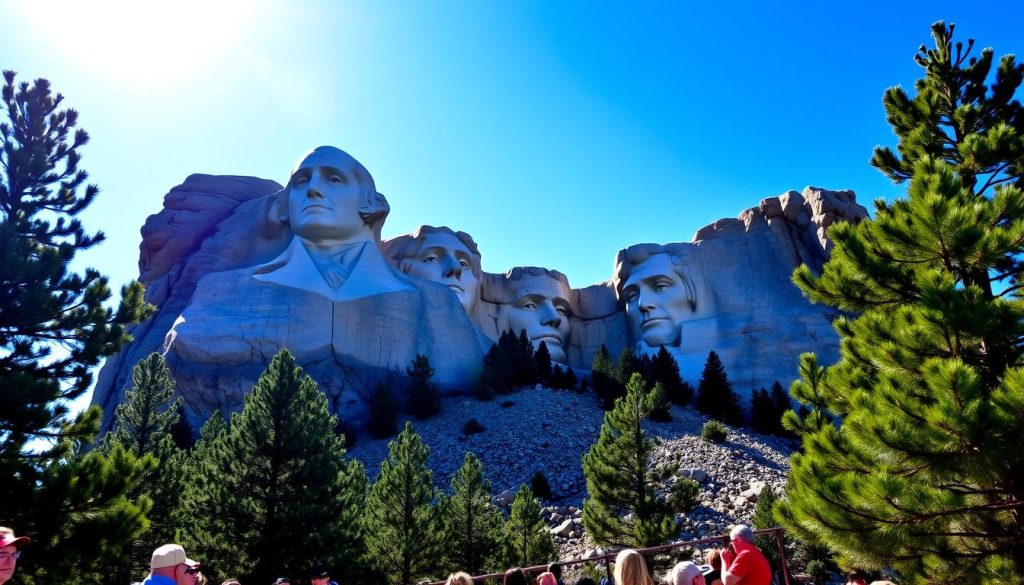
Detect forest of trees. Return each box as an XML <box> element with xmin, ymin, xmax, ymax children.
<box><xmin>4</xmin><ymin>19</ymin><xmax>1022</xmax><ymax>585</ymax></box>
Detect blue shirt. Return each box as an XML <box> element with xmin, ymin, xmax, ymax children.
<box><xmin>142</xmin><ymin>573</ymin><xmax>177</xmax><ymax>585</ymax></box>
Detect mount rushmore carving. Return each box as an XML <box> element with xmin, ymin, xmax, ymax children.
<box><xmin>93</xmin><ymin>146</ymin><xmax>868</xmax><ymax>432</ymax></box>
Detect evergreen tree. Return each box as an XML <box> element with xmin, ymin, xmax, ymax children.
<box><xmin>651</xmin><ymin>346</ymin><xmax>692</xmax><ymax>406</ymax></box>
<box><xmin>102</xmin><ymin>353</ymin><xmax>188</xmax><ymax>582</ymax></box>
<box><xmin>105</xmin><ymin>353</ymin><xmax>181</xmax><ymax>457</ymax></box>
<box><xmin>582</xmin><ymin>373</ymin><xmax>699</xmax><ymax>547</ymax></box>
<box><xmin>591</xmin><ymin>344</ymin><xmax>623</xmax><ymax>410</ymax></box>
<box><xmin>769</xmin><ymin>381</ymin><xmax>791</xmax><ymax>435</ymax></box>
<box><xmin>169</xmin><ymin>405</ymin><xmax>195</xmax><ymax>449</ymax></box>
<box><xmin>477</xmin><ymin>344</ymin><xmax>502</xmax><ymax>398</ymax></box>
<box><xmin>441</xmin><ymin>452</ymin><xmax>505</xmax><ymax>575</ymax></box>
<box><xmin>183</xmin><ymin>350</ymin><xmax>366</xmax><ymax>585</ymax></box>
<box><xmin>647</xmin><ymin>382</ymin><xmax>672</xmax><ymax>422</ymax></box>
<box><xmin>779</xmin><ymin>23</ymin><xmax>1024</xmax><ymax>583</ymax></box>
<box><xmin>364</xmin><ymin>422</ymin><xmax>444</xmax><ymax>585</ymax></box>
<box><xmin>0</xmin><ymin>71</ymin><xmax>153</xmax><ymax>584</ymax></box>
<box><xmin>695</xmin><ymin>351</ymin><xmax>743</xmax><ymax>425</ymax></box>
<box><xmin>515</xmin><ymin>330</ymin><xmax>539</xmax><ymax>387</ymax></box>
<box><xmin>748</xmin><ymin>388</ymin><xmax>776</xmax><ymax>435</ymax></box>
<box><xmin>368</xmin><ymin>380</ymin><xmax>398</xmax><ymax>438</ymax></box>
<box><xmin>750</xmin><ymin>485</ymin><xmax>782</xmax><ymax>577</ymax></box>
<box><xmin>614</xmin><ymin>346</ymin><xmax>640</xmax><ymax>386</ymax></box>
<box><xmin>503</xmin><ymin>484</ymin><xmax>555</xmax><ymax>568</ymax></box>
<box><xmin>407</xmin><ymin>354</ymin><xmax>441</xmax><ymax>419</ymax></box>
<box><xmin>534</xmin><ymin>341</ymin><xmax>553</xmax><ymax>385</ymax></box>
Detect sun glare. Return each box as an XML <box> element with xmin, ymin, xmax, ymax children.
<box><xmin>15</xmin><ymin>0</ymin><xmax>264</xmax><ymax>88</ymax></box>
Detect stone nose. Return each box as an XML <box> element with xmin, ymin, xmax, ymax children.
<box><xmin>441</xmin><ymin>254</ymin><xmax>463</xmax><ymax>278</ymax></box>
<box><xmin>539</xmin><ymin>302</ymin><xmax>562</xmax><ymax>328</ymax></box>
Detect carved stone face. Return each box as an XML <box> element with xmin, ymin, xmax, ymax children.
<box><xmin>287</xmin><ymin>148</ymin><xmax>369</xmax><ymax>244</ymax></box>
<box><xmin>620</xmin><ymin>253</ymin><xmax>691</xmax><ymax>348</ymax></box>
<box><xmin>405</xmin><ymin>231</ymin><xmax>480</xmax><ymax>311</ymax></box>
<box><xmin>498</xmin><ymin>274</ymin><xmax>572</xmax><ymax>364</ymax></box>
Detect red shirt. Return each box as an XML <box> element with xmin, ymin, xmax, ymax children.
<box><xmin>723</xmin><ymin>539</ymin><xmax>772</xmax><ymax>585</ymax></box>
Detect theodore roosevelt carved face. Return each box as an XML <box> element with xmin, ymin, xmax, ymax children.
<box><xmin>497</xmin><ymin>268</ymin><xmax>573</xmax><ymax>364</ymax></box>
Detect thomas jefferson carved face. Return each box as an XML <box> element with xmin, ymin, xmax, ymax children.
<box><xmin>620</xmin><ymin>253</ymin><xmax>693</xmax><ymax>348</ymax></box>
<box><xmin>287</xmin><ymin>147</ymin><xmax>371</xmax><ymax>244</ymax></box>
<box><xmin>498</xmin><ymin>274</ymin><xmax>572</xmax><ymax>364</ymax></box>
<box><xmin>405</xmin><ymin>231</ymin><xmax>480</xmax><ymax>311</ymax></box>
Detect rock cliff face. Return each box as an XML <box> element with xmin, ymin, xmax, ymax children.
<box><xmin>93</xmin><ymin>169</ymin><xmax>867</xmax><ymax>434</ymax></box>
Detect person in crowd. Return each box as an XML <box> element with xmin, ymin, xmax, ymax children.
<box><xmin>703</xmin><ymin>549</ymin><xmax>724</xmax><ymax>585</ymax></box>
<box><xmin>547</xmin><ymin>562</ymin><xmax>566</xmax><ymax>585</ymax></box>
<box><xmin>536</xmin><ymin>571</ymin><xmax>559</xmax><ymax>585</ymax></box>
<box><xmin>0</xmin><ymin>527</ymin><xmax>30</xmax><ymax>585</ymax></box>
<box><xmin>271</xmin><ymin>578</ymin><xmax>288</xmax><ymax>585</ymax></box>
<box><xmin>668</xmin><ymin>562</ymin><xmax>706</xmax><ymax>585</ymax></box>
<box><xmin>845</xmin><ymin>570</ymin><xmax>867</xmax><ymax>585</ymax></box>
<box><xmin>504</xmin><ymin>568</ymin><xmax>529</xmax><ymax>585</ymax></box>
<box><xmin>719</xmin><ymin>525</ymin><xmax>771</xmax><ymax>585</ymax></box>
<box><xmin>446</xmin><ymin>571</ymin><xmax>473</xmax><ymax>585</ymax></box>
<box><xmin>222</xmin><ymin>579</ymin><xmax>243</xmax><ymax>585</ymax></box>
<box><xmin>143</xmin><ymin>543</ymin><xmax>202</xmax><ymax>585</ymax></box>
<box><xmin>308</xmin><ymin>563</ymin><xmax>338</xmax><ymax>585</ymax></box>
<box><xmin>574</xmin><ymin>578</ymin><xmax>596</xmax><ymax>585</ymax></box>
<box><xmin>613</xmin><ymin>549</ymin><xmax>652</xmax><ymax>585</ymax></box>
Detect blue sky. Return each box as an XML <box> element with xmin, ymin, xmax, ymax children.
<box><xmin>2</xmin><ymin>1</ymin><xmax>1022</xmax><ymax>292</ymax></box>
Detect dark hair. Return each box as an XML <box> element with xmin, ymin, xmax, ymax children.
<box><xmin>308</xmin><ymin>563</ymin><xmax>330</xmax><ymax>578</ymax></box>
<box><xmin>504</xmin><ymin>568</ymin><xmax>529</xmax><ymax>585</ymax></box>
<box><xmin>547</xmin><ymin>563</ymin><xmax>562</xmax><ymax>579</ymax></box>
<box><xmin>575</xmin><ymin>578</ymin><xmax>596</xmax><ymax>585</ymax></box>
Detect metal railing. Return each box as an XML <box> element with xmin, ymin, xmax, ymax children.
<box><xmin>428</xmin><ymin>527</ymin><xmax>790</xmax><ymax>585</ymax></box>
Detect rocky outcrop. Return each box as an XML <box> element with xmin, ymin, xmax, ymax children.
<box><xmin>346</xmin><ymin>386</ymin><xmax>792</xmax><ymax>563</ymax></box>
<box><xmin>92</xmin><ymin>164</ymin><xmax>867</xmax><ymax>434</ymax></box>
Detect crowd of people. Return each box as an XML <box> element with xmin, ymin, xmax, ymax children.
<box><xmin>0</xmin><ymin>524</ymin><xmax>897</xmax><ymax>585</ymax></box>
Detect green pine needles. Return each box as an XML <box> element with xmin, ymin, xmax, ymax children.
<box><xmin>582</xmin><ymin>373</ymin><xmax>699</xmax><ymax>548</ymax></box>
<box><xmin>779</xmin><ymin>22</ymin><xmax>1024</xmax><ymax>584</ymax></box>
<box><xmin>183</xmin><ymin>350</ymin><xmax>366</xmax><ymax>585</ymax></box>
<box><xmin>364</xmin><ymin>422</ymin><xmax>445</xmax><ymax>585</ymax></box>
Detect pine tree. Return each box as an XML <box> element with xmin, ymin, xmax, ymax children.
<box><xmin>695</xmin><ymin>351</ymin><xmax>743</xmax><ymax>425</ymax></box>
<box><xmin>614</xmin><ymin>346</ymin><xmax>640</xmax><ymax>386</ymax></box>
<box><xmin>769</xmin><ymin>381</ymin><xmax>791</xmax><ymax>436</ymax></box>
<box><xmin>440</xmin><ymin>452</ymin><xmax>505</xmax><ymax>575</ymax></box>
<box><xmin>582</xmin><ymin>373</ymin><xmax>698</xmax><ymax>547</ymax></box>
<box><xmin>515</xmin><ymin>330</ymin><xmax>539</xmax><ymax>387</ymax></box>
<box><xmin>750</xmin><ymin>485</ymin><xmax>782</xmax><ymax>577</ymax></box>
<box><xmin>407</xmin><ymin>354</ymin><xmax>441</xmax><ymax>419</ymax></box>
<box><xmin>534</xmin><ymin>341</ymin><xmax>553</xmax><ymax>385</ymax></box>
<box><xmin>169</xmin><ymin>405</ymin><xmax>195</xmax><ymax>449</ymax></box>
<box><xmin>591</xmin><ymin>344</ymin><xmax>623</xmax><ymax>410</ymax></box>
<box><xmin>364</xmin><ymin>422</ymin><xmax>444</xmax><ymax>585</ymax></box>
<box><xmin>183</xmin><ymin>350</ymin><xmax>366</xmax><ymax>585</ymax></box>
<box><xmin>102</xmin><ymin>353</ymin><xmax>188</xmax><ymax>582</ymax></box>
<box><xmin>105</xmin><ymin>353</ymin><xmax>182</xmax><ymax>457</ymax></box>
<box><xmin>647</xmin><ymin>382</ymin><xmax>672</xmax><ymax>422</ymax></box>
<box><xmin>503</xmin><ymin>484</ymin><xmax>555</xmax><ymax>568</ymax></box>
<box><xmin>0</xmin><ymin>71</ymin><xmax>153</xmax><ymax>584</ymax></box>
<box><xmin>748</xmin><ymin>388</ymin><xmax>775</xmax><ymax>435</ymax></box>
<box><xmin>651</xmin><ymin>346</ymin><xmax>693</xmax><ymax>406</ymax></box>
<box><xmin>368</xmin><ymin>380</ymin><xmax>398</xmax><ymax>438</ymax></box>
<box><xmin>779</xmin><ymin>23</ymin><xmax>1024</xmax><ymax>583</ymax></box>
